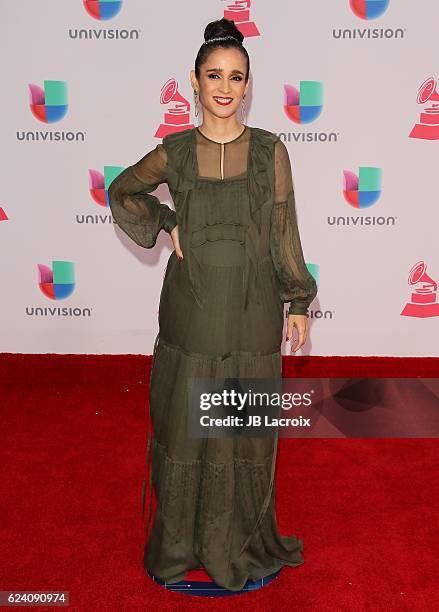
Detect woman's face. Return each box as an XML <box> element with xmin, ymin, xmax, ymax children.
<box><xmin>192</xmin><ymin>47</ymin><xmax>249</xmax><ymax>121</ymax></box>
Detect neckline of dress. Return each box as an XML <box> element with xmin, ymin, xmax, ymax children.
<box><xmin>190</xmin><ymin>125</ymin><xmax>253</xmax><ymax>181</ymax></box>
<box><xmin>195</xmin><ymin>125</ymin><xmax>248</xmax><ymax>144</ymax></box>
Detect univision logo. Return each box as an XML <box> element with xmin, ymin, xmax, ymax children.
<box><xmin>332</xmin><ymin>0</ymin><xmax>405</xmax><ymax>40</ymax></box>
<box><xmin>17</xmin><ymin>80</ymin><xmax>86</xmax><ymax>142</ymax></box>
<box><xmin>307</xmin><ymin>263</ymin><xmax>319</xmax><ymax>287</ymax></box>
<box><xmin>26</xmin><ymin>260</ymin><xmax>92</xmax><ymax>317</ymax></box>
<box><xmin>304</xmin><ymin>264</ymin><xmax>332</xmax><ymax>320</ymax></box>
<box><xmin>282</xmin><ymin>81</ymin><xmax>338</xmax><ymax>144</ymax></box>
<box><xmin>89</xmin><ymin>166</ymin><xmax>123</xmax><ymax>207</ymax></box>
<box><xmin>76</xmin><ymin>166</ymin><xmax>123</xmax><ymax>224</ymax></box>
<box><xmin>343</xmin><ymin>166</ymin><xmax>382</xmax><ymax>208</ymax></box>
<box><xmin>328</xmin><ymin>166</ymin><xmax>397</xmax><ymax>226</ymax></box>
<box><xmin>285</xmin><ymin>264</ymin><xmax>332</xmax><ymax>320</ymax></box>
<box><xmin>68</xmin><ymin>0</ymin><xmax>140</xmax><ymax>39</ymax></box>
<box><xmin>38</xmin><ymin>260</ymin><xmax>75</xmax><ymax>299</ymax></box>
<box><xmin>284</xmin><ymin>81</ymin><xmax>323</xmax><ymax>124</ymax></box>
<box><xmin>29</xmin><ymin>80</ymin><xmax>68</xmax><ymax>123</ymax></box>
<box><xmin>83</xmin><ymin>0</ymin><xmax>123</xmax><ymax>20</ymax></box>
<box><xmin>349</xmin><ymin>0</ymin><xmax>389</xmax><ymax>20</ymax></box>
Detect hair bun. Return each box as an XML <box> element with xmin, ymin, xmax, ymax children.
<box><xmin>195</xmin><ymin>17</ymin><xmax>250</xmax><ymax>84</ymax></box>
<box><xmin>204</xmin><ymin>17</ymin><xmax>244</xmax><ymax>45</ymax></box>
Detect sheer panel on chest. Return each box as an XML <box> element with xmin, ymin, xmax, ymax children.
<box><xmin>189</xmin><ymin>126</ymin><xmax>250</xmax><ymax>267</ymax></box>
<box><xmin>195</xmin><ymin>126</ymin><xmax>250</xmax><ymax>180</ymax></box>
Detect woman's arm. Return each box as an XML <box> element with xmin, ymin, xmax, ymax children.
<box><xmin>108</xmin><ymin>143</ymin><xmax>177</xmax><ymax>249</ymax></box>
<box><xmin>269</xmin><ymin>139</ymin><xmax>318</xmax><ymax>316</ymax></box>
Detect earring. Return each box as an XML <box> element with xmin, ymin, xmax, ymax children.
<box><xmin>194</xmin><ymin>91</ymin><xmax>199</xmax><ymax>117</ymax></box>
<box><xmin>240</xmin><ymin>94</ymin><xmax>247</xmax><ymax>124</ymax></box>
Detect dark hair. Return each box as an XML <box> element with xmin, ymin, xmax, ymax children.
<box><xmin>194</xmin><ymin>18</ymin><xmax>250</xmax><ymax>84</ymax></box>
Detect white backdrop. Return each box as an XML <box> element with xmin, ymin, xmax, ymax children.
<box><xmin>1</xmin><ymin>0</ymin><xmax>438</xmax><ymax>356</ymax></box>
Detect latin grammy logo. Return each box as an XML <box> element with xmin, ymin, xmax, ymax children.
<box><xmin>154</xmin><ymin>78</ymin><xmax>195</xmax><ymax>138</ymax></box>
<box><xmin>409</xmin><ymin>76</ymin><xmax>439</xmax><ymax>140</ymax></box>
<box><xmin>222</xmin><ymin>0</ymin><xmax>260</xmax><ymax>38</ymax></box>
<box><xmin>401</xmin><ymin>260</ymin><xmax>439</xmax><ymax>317</ymax></box>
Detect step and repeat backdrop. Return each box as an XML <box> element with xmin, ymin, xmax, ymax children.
<box><xmin>1</xmin><ymin>1</ymin><xmax>438</xmax><ymax>356</ymax></box>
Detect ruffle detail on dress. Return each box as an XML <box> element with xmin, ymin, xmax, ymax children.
<box><xmin>247</xmin><ymin>127</ymin><xmax>279</xmax><ymax>234</ymax></box>
<box><xmin>191</xmin><ymin>223</ymin><xmax>246</xmax><ymax>248</ymax></box>
<box><xmin>162</xmin><ymin>130</ymin><xmax>202</xmax><ymax>307</ymax></box>
<box><xmin>163</xmin><ymin>126</ymin><xmax>279</xmax><ymax>227</ymax></box>
<box><xmin>142</xmin><ymin>338</ymin><xmax>304</xmax><ymax>592</ymax></box>
<box><xmin>161</xmin><ymin>126</ymin><xmax>281</xmax><ymax>312</ymax></box>
<box><xmin>162</xmin><ymin>129</ymin><xmax>198</xmax><ymax>195</ymax></box>
<box><xmin>145</xmin><ymin>435</ymin><xmax>304</xmax><ymax>592</ymax></box>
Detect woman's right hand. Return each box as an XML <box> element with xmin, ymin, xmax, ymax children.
<box><xmin>170</xmin><ymin>225</ymin><xmax>184</xmax><ymax>260</ymax></box>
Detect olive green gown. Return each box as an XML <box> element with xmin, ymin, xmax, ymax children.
<box><xmin>108</xmin><ymin>125</ymin><xmax>317</xmax><ymax>591</ymax></box>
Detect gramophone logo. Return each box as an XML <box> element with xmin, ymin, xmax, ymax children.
<box><xmin>221</xmin><ymin>0</ymin><xmax>260</xmax><ymax>38</ymax></box>
<box><xmin>29</xmin><ymin>80</ymin><xmax>68</xmax><ymax>123</ymax></box>
<box><xmin>284</xmin><ymin>81</ymin><xmax>323</xmax><ymax>124</ymax></box>
<box><xmin>343</xmin><ymin>167</ymin><xmax>382</xmax><ymax>208</ymax></box>
<box><xmin>409</xmin><ymin>76</ymin><xmax>439</xmax><ymax>140</ymax></box>
<box><xmin>154</xmin><ymin>78</ymin><xmax>195</xmax><ymax>138</ymax></box>
<box><xmin>38</xmin><ymin>261</ymin><xmax>75</xmax><ymax>300</ymax></box>
<box><xmin>401</xmin><ymin>261</ymin><xmax>439</xmax><ymax>318</ymax></box>
<box><xmin>83</xmin><ymin>0</ymin><xmax>122</xmax><ymax>20</ymax></box>
<box><xmin>349</xmin><ymin>0</ymin><xmax>389</xmax><ymax>20</ymax></box>
<box><xmin>89</xmin><ymin>166</ymin><xmax>124</xmax><ymax>207</ymax></box>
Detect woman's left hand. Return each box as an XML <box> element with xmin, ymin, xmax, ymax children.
<box><xmin>286</xmin><ymin>314</ymin><xmax>309</xmax><ymax>352</ymax></box>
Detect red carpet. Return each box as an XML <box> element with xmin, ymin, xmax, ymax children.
<box><xmin>1</xmin><ymin>354</ymin><xmax>438</xmax><ymax>610</ymax></box>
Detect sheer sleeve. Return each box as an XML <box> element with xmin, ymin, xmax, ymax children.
<box><xmin>108</xmin><ymin>143</ymin><xmax>177</xmax><ymax>249</ymax></box>
<box><xmin>269</xmin><ymin>140</ymin><xmax>318</xmax><ymax>315</ymax></box>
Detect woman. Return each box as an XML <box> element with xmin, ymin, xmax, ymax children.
<box><xmin>108</xmin><ymin>17</ymin><xmax>317</xmax><ymax>592</ymax></box>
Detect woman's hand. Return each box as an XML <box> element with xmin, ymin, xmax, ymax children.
<box><xmin>170</xmin><ymin>225</ymin><xmax>184</xmax><ymax>260</ymax></box>
<box><xmin>286</xmin><ymin>314</ymin><xmax>309</xmax><ymax>352</ymax></box>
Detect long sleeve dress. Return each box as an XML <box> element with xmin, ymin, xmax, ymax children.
<box><xmin>108</xmin><ymin>125</ymin><xmax>317</xmax><ymax>592</ymax></box>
